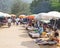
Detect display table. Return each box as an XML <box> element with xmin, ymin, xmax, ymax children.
<box><xmin>29</xmin><ymin>31</ymin><xmax>40</xmax><ymax>38</ymax></box>
<box><xmin>27</xmin><ymin>27</ymin><xmax>38</xmax><ymax>31</ymax></box>
<box><xmin>39</xmin><ymin>45</ymin><xmax>56</xmax><ymax>48</ymax></box>
<box><xmin>35</xmin><ymin>38</ymin><xmax>58</xmax><ymax>48</ymax></box>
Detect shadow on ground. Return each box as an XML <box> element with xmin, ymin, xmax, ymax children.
<box><xmin>21</xmin><ymin>41</ymin><xmax>39</xmax><ymax>48</ymax></box>
<box><xmin>19</xmin><ymin>29</ymin><xmax>26</xmax><ymax>30</ymax></box>
<box><xmin>19</xmin><ymin>33</ymin><xmax>29</xmax><ymax>38</ymax></box>
<box><xmin>1</xmin><ymin>26</ymin><xmax>9</xmax><ymax>28</ymax></box>
<box><xmin>21</xmin><ymin>41</ymin><xmax>58</xmax><ymax>48</ymax></box>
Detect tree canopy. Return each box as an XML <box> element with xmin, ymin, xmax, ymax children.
<box><xmin>30</xmin><ymin>0</ymin><xmax>51</xmax><ymax>14</ymax></box>
<box><xmin>11</xmin><ymin>0</ymin><xmax>31</xmax><ymax>16</ymax></box>
<box><xmin>50</xmin><ymin>0</ymin><xmax>60</xmax><ymax>11</ymax></box>
<box><xmin>30</xmin><ymin>0</ymin><xmax>60</xmax><ymax>14</ymax></box>
<box><xmin>0</xmin><ymin>0</ymin><xmax>60</xmax><ymax>15</ymax></box>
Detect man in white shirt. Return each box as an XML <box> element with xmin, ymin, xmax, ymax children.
<box><xmin>7</xmin><ymin>18</ymin><xmax>12</xmax><ymax>27</ymax></box>
<box><xmin>8</xmin><ymin>18</ymin><xmax>12</xmax><ymax>23</ymax></box>
<box><xmin>15</xmin><ymin>18</ymin><xmax>20</xmax><ymax>25</ymax></box>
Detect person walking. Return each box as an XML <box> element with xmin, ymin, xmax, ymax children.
<box><xmin>12</xmin><ymin>18</ymin><xmax>15</xmax><ymax>25</ymax></box>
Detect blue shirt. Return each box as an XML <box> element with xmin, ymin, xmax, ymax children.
<box><xmin>38</xmin><ymin>27</ymin><xmax>44</xmax><ymax>34</ymax></box>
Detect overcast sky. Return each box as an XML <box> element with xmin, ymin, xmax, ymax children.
<box><xmin>22</xmin><ymin>0</ymin><xmax>33</xmax><ymax>3</ymax></box>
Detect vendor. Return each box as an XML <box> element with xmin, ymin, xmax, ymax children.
<box><xmin>38</xmin><ymin>23</ymin><xmax>44</xmax><ymax>35</ymax></box>
<box><xmin>31</xmin><ymin>20</ymin><xmax>35</xmax><ymax>27</ymax></box>
<box><xmin>28</xmin><ymin>20</ymin><xmax>32</xmax><ymax>26</ymax></box>
<box><xmin>49</xmin><ymin>36</ymin><xmax>59</xmax><ymax>43</ymax></box>
<box><xmin>53</xmin><ymin>28</ymin><xmax>59</xmax><ymax>38</ymax></box>
<box><xmin>41</xmin><ymin>29</ymin><xmax>47</xmax><ymax>38</ymax></box>
<box><xmin>49</xmin><ymin>28</ymin><xmax>59</xmax><ymax>43</ymax></box>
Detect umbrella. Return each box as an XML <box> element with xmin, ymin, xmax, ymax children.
<box><xmin>19</xmin><ymin>15</ymin><xmax>26</xmax><ymax>18</ymax></box>
<box><xmin>11</xmin><ymin>14</ymin><xmax>16</xmax><ymax>17</ymax></box>
<box><xmin>27</xmin><ymin>15</ymin><xmax>35</xmax><ymax>20</ymax></box>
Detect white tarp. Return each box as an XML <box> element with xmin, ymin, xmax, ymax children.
<box><xmin>47</xmin><ymin>11</ymin><xmax>60</xmax><ymax>18</ymax></box>
<box><xmin>35</xmin><ymin>13</ymin><xmax>51</xmax><ymax>20</ymax></box>
<box><xmin>0</xmin><ymin>12</ymin><xmax>5</xmax><ymax>17</ymax></box>
<box><xmin>35</xmin><ymin>11</ymin><xmax>60</xmax><ymax>21</ymax></box>
<box><xmin>4</xmin><ymin>13</ymin><xmax>11</xmax><ymax>17</ymax></box>
<box><xmin>0</xmin><ymin>12</ymin><xmax>11</xmax><ymax>17</ymax></box>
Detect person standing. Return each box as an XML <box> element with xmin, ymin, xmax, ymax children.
<box><xmin>15</xmin><ymin>17</ymin><xmax>20</xmax><ymax>25</ymax></box>
<box><xmin>7</xmin><ymin>17</ymin><xmax>12</xmax><ymax>27</ymax></box>
<box><xmin>12</xmin><ymin>18</ymin><xmax>16</xmax><ymax>25</ymax></box>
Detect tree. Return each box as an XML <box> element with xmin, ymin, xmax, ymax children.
<box><xmin>30</xmin><ymin>0</ymin><xmax>51</xmax><ymax>14</ymax></box>
<box><xmin>50</xmin><ymin>0</ymin><xmax>60</xmax><ymax>11</ymax></box>
<box><xmin>11</xmin><ymin>0</ymin><xmax>21</xmax><ymax>15</ymax></box>
<box><xmin>0</xmin><ymin>0</ymin><xmax>14</xmax><ymax>13</ymax></box>
<box><xmin>11</xmin><ymin>0</ymin><xmax>31</xmax><ymax>16</ymax></box>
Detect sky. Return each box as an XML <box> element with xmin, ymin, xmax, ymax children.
<box><xmin>22</xmin><ymin>0</ymin><xmax>33</xmax><ymax>3</ymax></box>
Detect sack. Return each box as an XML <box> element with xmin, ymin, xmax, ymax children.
<box><xmin>42</xmin><ymin>32</ymin><xmax>46</xmax><ymax>35</ymax></box>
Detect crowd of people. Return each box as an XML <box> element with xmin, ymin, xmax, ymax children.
<box><xmin>0</xmin><ymin>17</ymin><xmax>25</xmax><ymax>27</ymax></box>
<box><xmin>0</xmin><ymin>15</ymin><xmax>60</xmax><ymax>41</ymax></box>
<box><xmin>0</xmin><ymin>15</ymin><xmax>60</xmax><ymax>47</ymax></box>
<box><xmin>26</xmin><ymin>19</ymin><xmax>60</xmax><ymax>44</ymax></box>
<box><xmin>7</xmin><ymin>17</ymin><xmax>25</xmax><ymax>27</ymax></box>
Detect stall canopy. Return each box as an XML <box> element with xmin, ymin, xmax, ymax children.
<box><xmin>0</xmin><ymin>12</ymin><xmax>11</xmax><ymax>17</ymax></box>
<box><xmin>0</xmin><ymin>12</ymin><xmax>4</xmax><ymax>17</ymax></box>
<box><xmin>35</xmin><ymin>11</ymin><xmax>60</xmax><ymax>23</ymax></box>
<box><xmin>27</xmin><ymin>15</ymin><xmax>35</xmax><ymax>20</ymax></box>
<box><xmin>47</xmin><ymin>11</ymin><xmax>60</xmax><ymax>19</ymax></box>
<box><xmin>35</xmin><ymin>11</ymin><xmax>60</xmax><ymax>21</ymax></box>
<box><xmin>3</xmin><ymin>13</ymin><xmax>11</xmax><ymax>17</ymax></box>
<box><xmin>19</xmin><ymin>15</ymin><xmax>26</xmax><ymax>18</ymax></box>
<box><xmin>35</xmin><ymin>13</ymin><xmax>49</xmax><ymax>20</ymax></box>
<box><xmin>11</xmin><ymin>14</ymin><xmax>16</xmax><ymax>17</ymax></box>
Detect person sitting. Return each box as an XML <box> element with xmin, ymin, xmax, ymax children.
<box><xmin>49</xmin><ymin>36</ymin><xmax>59</xmax><ymax>43</ymax></box>
<box><xmin>53</xmin><ymin>28</ymin><xmax>59</xmax><ymax>38</ymax></box>
<box><xmin>49</xmin><ymin>28</ymin><xmax>59</xmax><ymax>43</ymax></box>
<box><xmin>38</xmin><ymin>23</ymin><xmax>44</xmax><ymax>35</ymax></box>
<box><xmin>41</xmin><ymin>29</ymin><xmax>47</xmax><ymax>38</ymax></box>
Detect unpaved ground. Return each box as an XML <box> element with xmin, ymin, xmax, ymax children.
<box><xmin>0</xmin><ymin>24</ymin><xmax>39</xmax><ymax>48</ymax></box>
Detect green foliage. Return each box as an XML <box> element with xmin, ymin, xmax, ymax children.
<box><xmin>11</xmin><ymin>0</ymin><xmax>31</xmax><ymax>16</ymax></box>
<box><xmin>30</xmin><ymin>0</ymin><xmax>51</xmax><ymax>14</ymax></box>
<box><xmin>30</xmin><ymin>0</ymin><xmax>60</xmax><ymax>14</ymax></box>
<box><xmin>0</xmin><ymin>0</ymin><xmax>31</xmax><ymax>15</ymax></box>
<box><xmin>50</xmin><ymin>0</ymin><xmax>60</xmax><ymax>11</ymax></box>
<box><xmin>1</xmin><ymin>0</ymin><xmax>60</xmax><ymax>15</ymax></box>
<box><xmin>11</xmin><ymin>0</ymin><xmax>21</xmax><ymax>15</ymax></box>
<box><xmin>0</xmin><ymin>0</ymin><xmax>14</xmax><ymax>13</ymax></box>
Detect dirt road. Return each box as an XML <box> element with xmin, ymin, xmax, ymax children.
<box><xmin>0</xmin><ymin>25</ymin><xmax>39</xmax><ymax>48</ymax></box>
